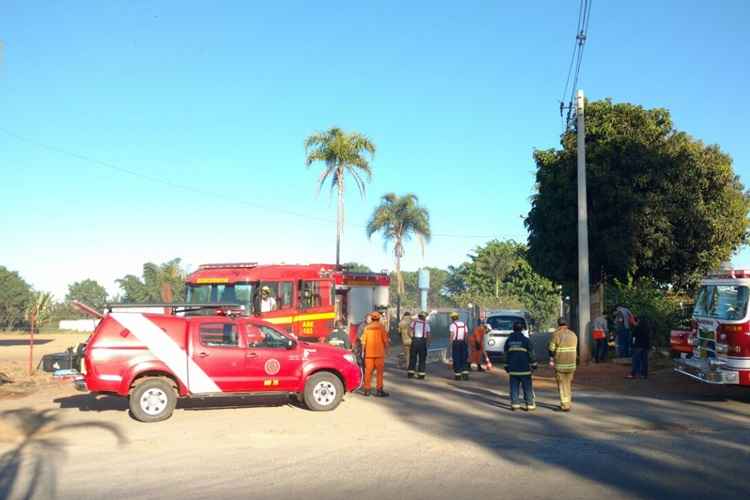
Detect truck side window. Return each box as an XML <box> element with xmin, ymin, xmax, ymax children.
<box><xmin>300</xmin><ymin>281</ymin><xmax>322</xmax><ymax>309</ymax></box>
<box><xmin>247</xmin><ymin>325</ymin><xmax>288</xmax><ymax>349</ymax></box>
<box><xmin>199</xmin><ymin>323</ymin><xmax>239</xmax><ymax>347</ymax></box>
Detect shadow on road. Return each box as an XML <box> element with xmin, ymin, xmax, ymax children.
<box><xmin>379</xmin><ymin>361</ymin><xmax>750</xmax><ymax>499</ymax></box>
<box><xmin>0</xmin><ymin>408</ymin><xmax>127</xmax><ymax>500</ymax></box>
<box><xmin>54</xmin><ymin>392</ymin><xmax>300</xmax><ymax>416</ymax></box>
<box><xmin>0</xmin><ymin>340</ymin><xmax>54</xmax><ymax>347</ymax></box>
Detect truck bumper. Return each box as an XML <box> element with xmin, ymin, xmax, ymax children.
<box><xmin>674</xmin><ymin>357</ymin><xmax>740</xmax><ymax>384</ymax></box>
<box><xmin>73</xmin><ymin>376</ymin><xmax>88</xmax><ymax>392</ymax></box>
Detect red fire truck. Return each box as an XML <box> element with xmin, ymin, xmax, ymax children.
<box><xmin>674</xmin><ymin>269</ymin><xmax>750</xmax><ymax>386</ymax></box>
<box><xmin>184</xmin><ymin>263</ymin><xmax>390</xmax><ymax>343</ymax></box>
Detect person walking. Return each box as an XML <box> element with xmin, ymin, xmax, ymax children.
<box><xmin>504</xmin><ymin>321</ymin><xmax>537</xmax><ymax>411</ymax></box>
<box><xmin>628</xmin><ymin>314</ymin><xmax>652</xmax><ymax>379</ymax></box>
<box><xmin>548</xmin><ymin>318</ymin><xmax>578</xmax><ymax>412</ymax></box>
<box><xmin>408</xmin><ymin>311</ymin><xmax>430</xmax><ymax>379</ymax></box>
<box><xmin>592</xmin><ymin>314</ymin><xmax>609</xmax><ymax>363</ymax></box>
<box><xmin>449</xmin><ymin>312</ymin><xmax>470</xmax><ymax>381</ymax></box>
<box><xmin>469</xmin><ymin>319</ymin><xmax>488</xmax><ymax>372</ymax></box>
<box><xmin>399</xmin><ymin>312</ymin><xmax>412</xmax><ymax>370</ymax></box>
<box><xmin>360</xmin><ymin>311</ymin><xmax>390</xmax><ymax>397</ymax></box>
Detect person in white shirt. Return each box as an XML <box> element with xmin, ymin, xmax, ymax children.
<box><xmin>260</xmin><ymin>286</ymin><xmax>277</xmax><ymax>313</ymax></box>
<box><xmin>449</xmin><ymin>312</ymin><xmax>470</xmax><ymax>381</ymax></box>
<box><xmin>408</xmin><ymin>311</ymin><xmax>431</xmax><ymax>379</ymax></box>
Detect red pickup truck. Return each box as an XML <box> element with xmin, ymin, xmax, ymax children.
<box><xmin>75</xmin><ymin>309</ymin><xmax>362</xmax><ymax>422</ymax></box>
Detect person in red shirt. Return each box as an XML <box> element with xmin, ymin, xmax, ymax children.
<box><xmin>360</xmin><ymin>311</ymin><xmax>390</xmax><ymax>397</ymax></box>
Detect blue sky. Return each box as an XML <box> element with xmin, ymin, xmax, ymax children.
<box><xmin>1</xmin><ymin>1</ymin><xmax>749</xmax><ymax>299</ymax></box>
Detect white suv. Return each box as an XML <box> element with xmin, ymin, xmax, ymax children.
<box><xmin>484</xmin><ymin>312</ymin><xmax>530</xmax><ymax>359</ymax></box>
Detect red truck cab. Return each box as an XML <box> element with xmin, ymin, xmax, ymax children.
<box><xmin>75</xmin><ymin>307</ymin><xmax>362</xmax><ymax>422</ymax></box>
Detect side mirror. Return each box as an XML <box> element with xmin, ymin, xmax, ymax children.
<box><xmin>286</xmin><ymin>339</ymin><xmax>296</xmax><ymax>350</ymax></box>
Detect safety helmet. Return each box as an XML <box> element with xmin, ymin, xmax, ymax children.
<box><xmin>418</xmin><ymin>311</ymin><xmax>427</xmax><ymax>319</ymax></box>
<box><xmin>370</xmin><ymin>311</ymin><xmax>381</xmax><ymax>321</ymax></box>
<box><xmin>450</xmin><ymin>312</ymin><xmax>460</xmax><ymax>320</ymax></box>
<box><xmin>261</xmin><ymin>286</ymin><xmax>271</xmax><ymax>294</ymax></box>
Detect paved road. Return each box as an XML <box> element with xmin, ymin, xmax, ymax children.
<box><xmin>1</xmin><ymin>358</ymin><xmax>749</xmax><ymax>500</ymax></box>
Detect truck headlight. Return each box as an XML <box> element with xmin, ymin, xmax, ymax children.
<box><xmin>715</xmin><ymin>344</ymin><xmax>728</xmax><ymax>354</ymax></box>
<box><xmin>343</xmin><ymin>353</ymin><xmax>357</xmax><ymax>364</ymax></box>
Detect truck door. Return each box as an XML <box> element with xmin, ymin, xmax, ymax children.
<box><xmin>189</xmin><ymin>319</ymin><xmax>252</xmax><ymax>393</ymax></box>
<box><xmin>245</xmin><ymin>324</ymin><xmax>304</xmax><ymax>392</ymax></box>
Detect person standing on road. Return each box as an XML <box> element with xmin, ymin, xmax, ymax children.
<box><xmin>469</xmin><ymin>319</ymin><xmax>488</xmax><ymax>372</ymax></box>
<box><xmin>615</xmin><ymin>305</ymin><xmax>635</xmax><ymax>358</ymax></box>
<box><xmin>360</xmin><ymin>311</ymin><xmax>390</xmax><ymax>397</ymax></box>
<box><xmin>449</xmin><ymin>312</ymin><xmax>470</xmax><ymax>381</ymax></box>
<box><xmin>408</xmin><ymin>311</ymin><xmax>430</xmax><ymax>379</ymax></box>
<box><xmin>628</xmin><ymin>314</ymin><xmax>652</xmax><ymax>379</ymax></box>
<box><xmin>548</xmin><ymin>318</ymin><xmax>578</xmax><ymax>412</ymax></box>
<box><xmin>504</xmin><ymin>321</ymin><xmax>537</xmax><ymax>411</ymax></box>
<box><xmin>592</xmin><ymin>314</ymin><xmax>609</xmax><ymax>363</ymax></box>
<box><xmin>399</xmin><ymin>312</ymin><xmax>413</xmax><ymax>370</ymax></box>
<box><xmin>325</xmin><ymin>320</ymin><xmax>351</xmax><ymax>350</ymax></box>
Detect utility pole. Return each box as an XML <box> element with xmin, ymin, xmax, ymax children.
<box><xmin>576</xmin><ymin>89</ymin><xmax>591</xmax><ymax>364</ymax></box>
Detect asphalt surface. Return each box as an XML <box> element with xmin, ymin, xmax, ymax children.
<box><xmin>1</xmin><ymin>355</ymin><xmax>749</xmax><ymax>500</ymax></box>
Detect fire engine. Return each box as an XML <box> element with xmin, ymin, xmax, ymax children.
<box><xmin>74</xmin><ymin>304</ymin><xmax>363</xmax><ymax>422</ymax></box>
<box><xmin>184</xmin><ymin>263</ymin><xmax>390</xmax><ymax>344</ymax></box>
<box><xmin>674</xmin><ymin>269</ymin><xmax>750</xmax><ymax>386</ymax></box>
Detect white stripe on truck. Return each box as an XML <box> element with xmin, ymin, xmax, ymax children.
<box><xmin>111</xmin><ymin>313</ymin><xmax>221</xmax><ymax>394</ymax></box>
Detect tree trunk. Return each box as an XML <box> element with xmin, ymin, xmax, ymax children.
<box><xmin>495</xmin><ymin>277</ymin><xmax>499</xmax><ymax>298</ymax></box>
<box><xmin>29</xmin><ymin>316</ymin><xmax>35</xmax><ymax>376</ymax></box>
<box><xmin>336</xmin><ymin>171</ymin><xmax>344</xmax><ymax>266</ymax></box>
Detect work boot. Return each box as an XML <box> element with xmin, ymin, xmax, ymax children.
<box><xmin>361</xmin><ymin>389</ymin><xmax>371</xmax><ymax>397</ymax></box>
<box><xmin>375</xmin><ymin>389</ymin><xmax>390</xmax><ymax>397</ymax></box>
<box><xmin>417</xmin><ymin>374</ymin><xmax>425</xmax><ymax>380</ymax></box>
<box><xmin>560</xmin><ymin>405</ymin><xmax>571</xmax><ymax>412</ymax></box>
<box><xmin>407</xmin><ymin>372</ymin><xmax>415</xmax><ymax>379</ymax></box>
<box><xmin>511</xmin><ymin>405</ymin><xmax>520</xmax><ymax>411</ymax></box>
<box><xmin>478</xmin><ymin>366</ymin><xmax>485</xmax><ymax>372</ymax></box>
<box><xmin>525</xmin><ymin>404</ymin><xmax>537</xmax><ymax>412</ymax></box>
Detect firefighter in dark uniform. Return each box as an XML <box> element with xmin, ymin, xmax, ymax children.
<box><xmin>449</xmin><ymin>312</ymin><xmax>470</xmax><ymax>380</ymax></box>
<box><xmin>408</xmin><ymin>311</ymin><xmax>430</xmax><ymax>379</ymax></box>
<box><xmin>548</xmin><ymin>317</ymin><xmax>578</xmax><ymax>411</ymax></box>
<box><xmin>503</xmin><ymin>321</ymin><xmax>537</xmax><ymax>411</ymax></box>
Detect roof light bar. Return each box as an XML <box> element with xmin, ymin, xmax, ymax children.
<box><xmin>197</xmin><ymin>262</ymin><xmax>258</xmax><ymax>270</ymax></box>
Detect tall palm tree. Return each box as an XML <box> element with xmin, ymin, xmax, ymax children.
<box><xmin>305</xmin><ymin>127</ymin><xmax>376</xmax><ymax>266</ymax></box>
<box><xmin>366</xmin><ymin>193</ymin><xmax>431</xmax><ymax>296</ymax></box>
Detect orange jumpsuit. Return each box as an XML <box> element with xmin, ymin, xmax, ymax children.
<box><xmin>469</xmin><ymin>325</ymin><xmax>486</xmax><ymax>367</ymax></box>
<box><xmin>361</xmin><ymin>321</ymin><xmax>390</xmax><ymax>391</ymax></box>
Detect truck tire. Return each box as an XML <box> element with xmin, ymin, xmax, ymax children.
<box><xmin>303</xmin><ymin>372</ymin><xmax>344</xmax><ymax>412</ymax></box>
<box><xmin>129</xmin><ymin>378</ymin><xmax>177</xmax><ymax>422</ymax></box>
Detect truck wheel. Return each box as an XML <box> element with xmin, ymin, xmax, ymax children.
<box><xmin>303</xmin><ymin>372</ymin><xmax>344</xmax><ymax>411</ymax></box>
<box><xmin>129</xmin><ymin>378</ymin><xmax>177</xmax><ymax>422</ymax></box>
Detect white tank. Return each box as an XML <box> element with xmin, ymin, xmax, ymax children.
<box><xmin>373</xmin><ymin>285</ymin><xmax>389</xmax><ymax>309</ymax></box>
<box><xmin>347</xmin><ymin>287</ymin><xmax>374</xmax><ymax>325</ymax></box>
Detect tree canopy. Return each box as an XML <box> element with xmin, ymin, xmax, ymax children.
<box><xmin>116</xmin><ymin>258</ymin><xmax>187</xmax><ymax>303</ymax></box>
<box><xmin>66</xmin><ymin>279</ymin><xmax>108</xmax><ymax>311</ymax></box>
<box><xmin>366</xmin><ymin>193</ymin><xmax>431</xmax><ymax>296</ymax></box>
<box><xmin>526</xmin><ymin>99</ymin><xmax>750</xmax><ymax>289</ymax></box>
<box><xmin>0</xmin><ymin>266</ymin><xmax>32</xmax><ymax>330</ymax></box>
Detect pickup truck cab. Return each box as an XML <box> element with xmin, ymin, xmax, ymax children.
<box><xmin>75</xmin><ymin>310</ymin><xmax>362</xmax><ymax>422</ymax></box>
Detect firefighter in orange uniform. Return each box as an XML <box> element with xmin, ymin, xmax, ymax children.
<box><xmin>360</xmin><ymin>311</ymin><xmax>390</xmax><ymax>397</ymax></box>
<box><xmin>469</xmin><ymin>319</ymin><xmax>487</xmax><ymax>372</ymax></box>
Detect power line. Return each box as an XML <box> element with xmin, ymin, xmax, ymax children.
<box><xmin>0</xmin><ymin>127</ymin><xmax>503</xmax><ymax>240</ymax></box>
<box><xmin>560</xmin><ymin>0</ymin><xmax>593</xmax><ymax>130</ymax></box>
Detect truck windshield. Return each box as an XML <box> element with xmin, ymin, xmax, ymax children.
<box><xmin>693</xmin><ymin>285</ymin><xmax>750</xmax><ymax>320</ymax></box>
<box><xmin>186</xmin><ymin>283</ymin><xmax>254</xmax><ymax>309</ymax></box>
<box><xmin>487</xmin><ymin>316</ymin><xmax>526</xmax><ymax>331</ymax></box>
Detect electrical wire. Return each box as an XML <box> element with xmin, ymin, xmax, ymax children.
<box><xmin>0</xmin><ymin>127</ymin><xmax>503</xmax><ymax>240</ymax></box>
<box><xmin>561</xmin><ymin>0</ymin><xmax>593</xmax><ymax>130</ymax></box>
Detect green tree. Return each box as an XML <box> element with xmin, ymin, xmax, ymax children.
<box><xmin>473</xmin><ymin>240</ymin><xmax>521</xmax><ymax>298</ymax></box>
<box><xmin>0</xmin><ymin>266</ymin><xmax>32</xmax><ymax>330</ymax></box>
<box><xmin>526</xmin><ymin>99</ymin><xmax>750</xmax><ymax>289</ymax></box>
<box><xmin>366</xmin><ymin>193</ymin><xmax>431</xmax><ymax>297</ymax></box>
<box><xmin>116</xmin><ymin>258</ymin><xmax>187</xmax><ymax>303</ymax></box>
<box><xmin>25</xmin><ymin>291</ymin><xmax>54</xmax><ymax>333</ymax></box>
<box><xmin>342</xmin><ymin>262</ymin><xmax>372</xmax><ymax>273</ymax></box>
<box><xmin>66</xmin><ymin>279</ymin><xmax>108</xmax><ymax>311</ymax></box>
<box><xmin>305</xmin><ymin>127</ymin><xmax>376</xmax><ymax>266</ymax></box>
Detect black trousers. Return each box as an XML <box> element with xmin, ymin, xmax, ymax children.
<box><xmin>408</xmin><ymin>338</ymin><xmax>428</xmax><ymax>375</ymax></box>
<box><xmin>452</xmin><ymin>340</ymin><xmax>468</xmax><ymax>374</ymax></box>
<box><xmin>594</xmin><ymin>338</ymin><xmax>608</xmax><ymax>362</ymax></box>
